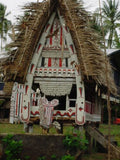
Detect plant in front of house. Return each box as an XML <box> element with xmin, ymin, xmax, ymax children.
<box><xmin>2</xmin><ymin>134</ymin><xmax>23</xmax><ymax>160</ymax></box>
<box><xmin>63</xmin><ymin>129</ymin><xmax>88</xmax><ymax>160</ymax></box>
<box><xmin>61</xmin><ymin>155</ymin><xmax>75</xmax><ymax>160</ymax></box>
<box><xmin>24</xmin><ymin>155</ymin><xmax>30</xmax><ymax>160</ymax></box>
<box><xmin>37</xmin><ymin>156</ymin><xmax>46</xmax><ymax>160</ymax></box>
<box><xmin>51</xmin><ymin>154</ymin><xmax>58</xmax><ymax>160</ymax></box>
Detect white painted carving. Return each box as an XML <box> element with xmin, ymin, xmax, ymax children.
<box><xmin>39</xmin><ymin>82</ymin><xmax>72</xmax><ymax>96</ymax></box>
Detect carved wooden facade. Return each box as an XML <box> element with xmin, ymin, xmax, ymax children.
<box><xmin>10</xmin><ymin>10</ymin><xmax>101</xmax><ymax>125</ymax></box>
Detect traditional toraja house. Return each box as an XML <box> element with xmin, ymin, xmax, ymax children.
<box><xmin>0</xmin><ymin>0</ymin><xmax>117</xmax><ymax>130</ymax></box>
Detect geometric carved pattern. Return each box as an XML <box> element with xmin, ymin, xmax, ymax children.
<box><xmin>39</xmin><ymin>82</ymin><xmax>73</xmax><ymax>96</ymax></box>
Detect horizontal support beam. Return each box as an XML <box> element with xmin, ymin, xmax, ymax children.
<box><xmin>34</xmin><ymin>77</ymin><xmax>76</xmax><ymax>83</ymax></box>
<box><xmin>102</xmin><ymin>94</ymin><xmax>120</xmax><ymax>103</ymax></box>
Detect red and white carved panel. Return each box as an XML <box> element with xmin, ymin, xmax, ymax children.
<box><xmin>10</xmin><ymin>82</ymin><xmax>24</xmax><ymax>123</ymax></box>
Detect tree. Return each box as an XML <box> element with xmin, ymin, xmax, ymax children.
<box><xmin>0</xmin><ymin>3</ymin><xmax>11</xmax><ymax>51</ymax></box>
<box><xmin>90</xmin><ymin>11</ymin><xmax>102</xmax><ymax>35</ymax></box>
<box><xmin>88</xmin><ymin>10</ymin><xmax>108</xmax><ymax>48</ymax></box>
<box><xmin>102</xmin><ymin>0</ymin><xmax>120</xmax><ymax>48</ymax></box>
<box><xmin>113</xmin><ymin>32</ymin><xmax>120</xmax><ymax>48</ymax></box>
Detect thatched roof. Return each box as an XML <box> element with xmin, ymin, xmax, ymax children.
<box><xmin>0</xmin><ymin>0</ymin><xmax>116</xmax><ymax>94</ymax></box>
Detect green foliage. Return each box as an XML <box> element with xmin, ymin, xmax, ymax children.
<box><xmin>90</xmin><ymin>0</ymin><xmax>120</xmax><ymax>48</ymax></box>
<box><xmin>102</xmin><ymin>0</ymin><xmax>120</xmax><ymax>48</ymax></box>
<box><xmin>37</xmin><ymin>155</ymin><xmax>74</xmax><ymax>160</ymax></box>
<box><xmin>113</xmin><ymin>33</ymin><xmax>120</xmax><ymax>48</ymax></box>
<box><xmin>0</xmin><ymin>3</ymin><xmax>11</xmax><ymax>51</ymax></box>
<box><xmin>82</xmin><ymin>153</ymin><xmax>107</xmax><ymax>160</ymax></box>
<box><xmin>24</xmin><ymin>155</ymin><xmax>30</xmax><ymax>160</ymax></box>
<box><xmin>89</xmin><ymin>11</ymin><xmax>103</xmax><ymax>36</ymax></box>
<box><xmin>115</xmin><ymin>136</ymin><xmax>120</xmax><ymax>147</ymax></box>
<box><xmin>37</xmin><ymin>156</ymin><xmax>46</xmax><ymax>160</ymax></box>
<box><xmin>63</xmin><ymin>130</ymin><xmax>88</xmax><ymax>152</ymax></box>
<box><xmin>2</xmin><ymin>134</ymin><xmax>23</xmax><ymax>160</ymax></box>
<box><xmin>64</xmin><ymin>126</ymin><xmax>74</xmax><ymax>135</ymax></box>
<box><xmin>61</xmin><ymin>155</ymin><xmax>75</xmax><ymax>160</ymax></box>
<box><xmin>51</xmin><ymin>154</ymin><xmax>57</xmax><ymax>160</ymax></box>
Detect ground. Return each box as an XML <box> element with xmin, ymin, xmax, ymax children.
<box><xmin>0</xmin><ymin>123</ymin><xmax>120</xmax><ymax>160</ymax></box>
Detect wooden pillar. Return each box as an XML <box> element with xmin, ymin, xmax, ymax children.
<box><xmin>24</xmin><ymin>122</ymin><xmax>33</xmax><ymax>133</ymax></box>
<box><xmin>28</xmin><ymin>122</ymin><xmax>33</xmax><ymax>133</ymax></box>
<box><xmin>24</xmin><ymin>123</ymin><xmax>29</xmax><ymax>133</ymax></box>
<box><xmin>101</xmin><ymin>101</ymin><xmax>104</xmax><ymax>124</ymax></box>
<box><xmin>93</xmin><ymin>138</ymin><xmax>97</xmax><ymax>151</ymax></box>
<box><xmin>59</xmin><ymin>122</ymin><xmax>63</xmax><ymax>134</ymax></box>
<box><xmin>66</xmin><ymin>95</ymin><xmax>69</xmax><ymax>110</ymax></box>
<box><xmin>85</xmin><ymin>130</ymin><xmax>93</xmax><ymax>154</ymax></box>
<box><xmin>0</xmin><ymin>140</ymin><xmax>3</xmax><ymax>159</ymax></box>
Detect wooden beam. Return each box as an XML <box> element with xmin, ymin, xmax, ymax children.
<box><xmin>85</xmin><ymin>126</ymin><xmax>120</xmax><ymax>159</ymax></box>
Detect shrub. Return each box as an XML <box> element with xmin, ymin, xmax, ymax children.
<box><xmin>51</xmin><ymin>154</ymin><xmax>58</xmax><ymax>160</ymax></box>
<box><xmin>2</xmin><ymin>134</ymin><xmax>23</xmax><ymax>160</ymax></box>
<box><xmin>61</xmin><ymin>155</ymin><xmax>75</xmax><ymax>160</ymax></box>
<box><xmin>63</xmin><ymin>130</ymin><xmax>88</xmax><ymax>152</ymax></box>
<box><xmin>37</xmin><ymin>156</ymin><xmax>46</xmax><ymax>160</ymax></box>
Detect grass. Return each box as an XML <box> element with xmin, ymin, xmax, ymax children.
<box><xmin>0</xmin><ymin>123</ymin><xmax>52</xmax><ymax>134</ymax></box>
<box><xmin>1</xmin><ymin>123</ymin><xmax>120</xmax><ymax>160</ymax></box>
<box><xmin>0</xmin><ymin>123</ymin><xmax>25</xmax><ymax>134</ymax></box>
<box><xmin>82</xmin><ymin>153</ymin><xmax>120</xmax><ymax>160</ymax></box>
<box><xmin>82</xmin><ymin>153</ymin><xmax>107</xmax><ymax>160</ymax></box>
<box><xmin>0</xmin><ymin>123</ymin><xmax>74</xmax><ymax>135</ymax></box>
<box><xmin>0</xmin><ymin>123</ymin><xmax>120</xmax><ymax>135</ymax></box>
<box><xmin>99</xmin><ymin>124</ymin><xmax>120</xmax><ymax>136</ymax></box>
<box><xmin>1</xmin><ymin>123</ymin><xmax>120</xmax><ymax>146</ymax></box>
<box><xmin>99</xmin><ymin>124</ymin><xmax>120</xmax><ymax>147</ymax></box>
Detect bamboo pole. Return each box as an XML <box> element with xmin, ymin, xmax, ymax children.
<box><xmin>98</xmin><ymin>0</ymin><xmax>111</xmax><ymax>160</ymax></box>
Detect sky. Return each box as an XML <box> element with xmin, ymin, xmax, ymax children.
<box><xmin>0</xmin><ymin>0</ymin><xmax>103</xmax><ymax>24</ymax></box>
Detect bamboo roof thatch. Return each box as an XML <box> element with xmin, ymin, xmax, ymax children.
<box><xmin>0</xmin><ymin>0</ymin><xmax>117</xmax><ymax>94</ymax></box>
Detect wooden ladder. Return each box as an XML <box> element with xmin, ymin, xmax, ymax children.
<box><xmin>85</xmin><ymin>126</ymin><xmax>120</xmax><ymax>159</ymax></box>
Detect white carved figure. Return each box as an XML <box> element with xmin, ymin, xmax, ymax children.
<box><xmin>39</xmin><ymin>97</ymin><xmax>59</xmax><ymax>129</ymax></box>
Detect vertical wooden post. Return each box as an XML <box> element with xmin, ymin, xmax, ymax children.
<box><xmin>85</xmin><ymin>131</ymin><xmax>93</xmax><ymax>154</ymax></box>
<box><xmin>101</xmin><ymin>103</ymin><xmax>104</xmax><ymax>124</ymax></box>
<box><xmin>98</xmin><ymin>0</ymin><xmax>111</xmax><ymax>159</ymax></box>
<box><xmin>0</xmin><ymin>141</ymin><xmax>3</xmax><ymax>159</ymax></box>
<box><xmin>66</xmin><ymin>95</ymin><xmax>69</xmax><ymax>110</ymax></box>
<box><xmin>24</xmin><ymin>123</ymin><xmax>29</xmax><ymax>133</ymax></box>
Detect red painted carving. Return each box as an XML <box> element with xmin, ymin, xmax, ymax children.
<box><xmin>65</xmin><ymin>26</ymin><xmax>68</xmax><ymax>32</ymax></box>
<box><xmin>68</xmin><ymin>109</ymin><xmax>72</xmax><ymax>112</ymax></box>
<box><xmin>31</xmin><ymin>111</ymin><xmax>40</xmax><ymax>115</ymax></box>
<box><xmin>59</xmin><ymin>58</ymin><xmax>62</xmax><ymax>67</ymax></box>
<box><xmin>16</xmin><ymin>93</ymin><xmax>18</xmax><ymax>116</ymax></box>
<box><xmin>30</xmin><ymin>64</ymin><xmax>34</xmax><ymax>74</ymax></box>
<box><xmin>79</xmin><ymin>87</ymin><xmax>82</xmax><ymax>97</ymax></box>
<box><xmin>45</xmin><ymin>24</ymin><xmax>50</xmax><ymax>32</ymax></box>
<box><xmin>79</xmin><ymin>107</ymin><xmax>83</xmax><ymax>111</ymax></box>
<box><xmin>48</xmin><ymin>58</ymin><xmax>52</xmax><ymax>67</ymax></box>
<box><xmin>24</xmin><ymin>106</ymin><xmax>27</xmax><ymax>110</ymax></box>
<box><xmin>70</xmin><ymin>44</ymin><xmax>74</xmax><ymax>54</ymax></box>
<box><xmin>60</xmin><ymin>27</ymin><xmax>63</xmax><ymax>45</ymax></box>
<box><xmin>21</xmin><ymin>102</ymin><xmax>30</xmax><ymax>122</ymax></box>
<box><xmin>25</xmin><ymin>85</ymin><xmax>29</xmax><ymax>95</ymax></box>
<box><xmin>53</xmin><ymin>111</ymin><xmax>75</xmax><ymax>117</ymax></box>
<box><xmin>50</xmin><ymin>25</ymin><xmax>53</xmax><ymax>45</ymax></box>
<box><xmin>75</xmin><ymin>103</ymin><xmax>85</xmax><ymax>125</ymax></box>
<box><xmin>37</xmin><ymin>43</ymin><xmax>42</xmax><ymax>53</ymax></box>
